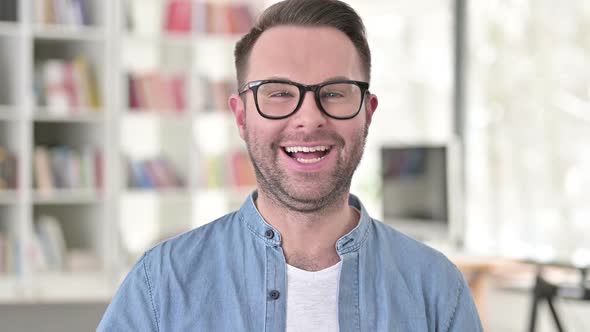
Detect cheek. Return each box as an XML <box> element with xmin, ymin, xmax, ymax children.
<box><xmin>244</xmin><ymin>118</ymin><xmax>281</xmax><ymax>147</ymax></box>
<box><xmin>340</xmin><ymin>121</ymin><xmax>366</xmax><ymax>143</ymax></box>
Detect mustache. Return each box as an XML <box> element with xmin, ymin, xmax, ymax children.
<box><xmin>271</xmin><ymin>131</ymin><xmax>346</xmax><ymax>148</ymax></box>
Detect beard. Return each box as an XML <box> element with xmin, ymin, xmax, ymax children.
<box><xmin>244</xmin><ymin>123</ymin><xmax>369</xmax><ymax>214</ymax></box>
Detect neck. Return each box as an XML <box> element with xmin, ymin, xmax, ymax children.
<box><xmin>255</xmin><ymin>190</ymin><xmax>360</xmax><ymax>271</ymax></box>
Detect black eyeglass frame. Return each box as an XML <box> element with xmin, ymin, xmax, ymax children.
<box><xmin>238</xmin><ymin>79</ymin><xmax>370</xmax><ymax>120</ymax></box>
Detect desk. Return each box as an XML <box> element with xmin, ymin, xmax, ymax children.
<box><xmin>452</xmin><ymin>256</ymin><xmax>513</xmax><ymax>329</ymax></box>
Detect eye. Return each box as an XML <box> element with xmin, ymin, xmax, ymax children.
<box><xmin>269</xmin><ymin>91</ymin><xmax>295</xmax><ymax>98</ymax></box>
<box><xmin>321</xmin><ymin>91</ymin><xmax>345</xmax><ymax>98</ymax></box>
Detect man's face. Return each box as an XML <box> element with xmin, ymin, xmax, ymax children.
<box><xmin>229</xmin><ymin>26</ymin><xmax>378</xmax><ymax>213</ymax></box>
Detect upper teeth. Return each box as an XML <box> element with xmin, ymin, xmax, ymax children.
<box><xmin>285</xmin><ymin>146</ymin><xmax>330</xmax><ymax>153</ymax></box>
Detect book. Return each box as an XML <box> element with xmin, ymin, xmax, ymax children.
<box><xmin>126</xmin><ymin>157</ymin><xmax>185</xmax><ymax>189</ymax></box>
<box><xmin>72</xmin><ymin>0</ymin><xmax>90</xmax><ymax>25</ymax></box>
<box><xmin>4</xmin><ymin>236</ymin><xmax>19</xmax><ymax>273</ymax></box>
<box><xmin>156</xmin><ymin>158</ymin><xmax>185</xmax><ymax>187</ymax></box>
<box><xmin>0</xmin><ymin>147</ymin><xmax>18</xmax><ymax>190</ymax></box>
<box><xmin>195</xmin><ymin>2</ymin><xmax>254</xmax><ymax>34</ymax></box>
<box><xmin>42</xmin><ymin>60</ymin><xmax>70</xmax><ymax>115</ymax></box>
<box><xmin>74</xmin><ymin>56</ymin><xmax>102</xmax><ymax>110</ymax></box>
<box><xmin>94</xmin><ymin>149</ymin><xmax>103</xmax><ymax>190</ymax></box>
<box><xmin>164</xmin><ymin>0</ymin><xmax>192</xmax><ymax>33</ymax></box>
<box><xmin>35</xmin><ymin>0</ymin><xmax>90</xmax><ymax>25</ymax></box>
<box><xmin>81</xmin><ymin>146</ymin><xmax>96</xmax><ymax>188</ymax></box>
<box><xmin>170</xmin><ymin>75</ymin><xmax>187</xmax><ymax>112</ymax></box>
<box><xmin>0</xmin><ymin>233</ymin><xmax>5</xmax><ymax>274</ymax></box>
<box><xmin>35</xmin><ymin>215</ymin><xmax>67</xmax><ymax>271</ymax></box>
<box><xmin>128</xmin><ymin>72</ymin><xmax>188</xmax><ymax>113</ymax></box>
<box><xmin>34</xmin><ymin>145</ymin><xmax>101</xmax><ymax>192</ymax></box>
<box><xmin>229</xmin><ymin>150</ymin><xmax>256</xmax><ymax>187</ymax></box>
<box><xmin>39</xmin><ymin>57</ymin><xmax>102</xmax><ymax>114</ymax></box>
<box><xmin>127</xmin><ymin>159</ymin><xmax>155</xmax><ymax>188</ymax></box>
<box><xmin>35</xmin><ymin>0</ymin><xmax>55</xmax><ymax>24</ymax></box>
<box><xmin>204</xmin><ymin>156</ymin><xmax>223</xmax><ymax>188</ymax></box>
<box><xmin>128</xmin><ymin>75</ymin><xmax>140</xmax><ymax>109</ymax></box>
<box><xmin>34</xmin><ymin>146</ymin><xmax>55</xmax><ymax>195</ymax></box>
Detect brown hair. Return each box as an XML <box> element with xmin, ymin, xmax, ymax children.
<box><xmin>234</xmin><ymin>0</ymin><xmax>371</xmax><ymax>88</ymax></box>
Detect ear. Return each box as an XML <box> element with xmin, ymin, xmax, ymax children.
<box><xmin>229</xmin><ymin>94</ymin><xmax>246</xmax><ymax>140</ymax></box>
<box><xmin>364</xmin><ymin>93</ymin><xmax>378</xmax><ymax>126</ymax></box>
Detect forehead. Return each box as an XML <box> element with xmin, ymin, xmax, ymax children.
<box><xmin>247</xmin><ymin>26</ymin><xmax>364</xmax><ymax>83</ymax></box>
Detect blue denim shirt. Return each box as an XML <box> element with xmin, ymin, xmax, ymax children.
<box><xmin>98</xmin><ymin>192</ymin><xmax>483</xmax><ymax>331</ymax></box>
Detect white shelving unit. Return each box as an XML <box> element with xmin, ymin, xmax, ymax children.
<box><xmin>0</xmin><ymin>0</ymin><xmax>117</xmax><ymax>304</ymax></box>
<box><xmin>116</xmin><ymin>0</ymin><xmax>260</xmax><ymax>259</ymax></box>
<box><xmin>0</xmin><ymin>0</ymin><xmax>261</xmax><ymax>303</ymax></box>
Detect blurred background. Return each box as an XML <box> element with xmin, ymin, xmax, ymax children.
<box><xmin>0</xmin><ymin>0</ymin><xmax>588</xmax><ymax>330</ymax></box>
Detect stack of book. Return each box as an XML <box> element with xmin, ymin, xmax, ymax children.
<box><xmin>30</xmin><ymin>215</ymin><xmax>100</xmax><ymax>272</ymax></box>
<box><xmin>163</xmin><ymin>0</ymin><xmax>192</xmax><ymax>33</ymax></box>
<box><xmin>202</xmin><ymin>150</ymin><xmax>256</xmax><ymax>189</ymax></box>
<box><xmin>35</xmin><ymin>0</ymin><xmax>91</xmax><ymax>26</ymax></box>
<box><xmin>33</xmin><ymin>145</ymin><xmax>103</xmax><ymax>194</ymax></box>
<box><xmin>33</xmin><ymin>215</ymin><xmax>66</xmax><ymax>271</ymax></box>
<box><xmin>0</xmin><ymin>146</ymin><xmax>18</xmax><ymax>190</ymax></box>
<box><xmin>194</xmin><ymin>1</ymin><xmax>254</xmax><ymax>35</ymax></box>
<box><xmin>126</xmin><ymin>157</ymin><xmax>186</xmax><ymax>189</ymax></box>
<box><xmin>36</xmin><ymin>56</ymin><xmax>102</xmax><ymax>115</ymax></box>
<box><xmin>127</xmin><ymin>0</ymin><xmax>254</xmax><ymax>36</ymax></box>
<box><xmin>128</xmin><ymin>72</ymin><xmax>187</xmax><ymax>113</ymax></box>
<box><xmin>199</xmin><ymin>77</ymin><xmax>236</xmax><ymax>112</ymax></box>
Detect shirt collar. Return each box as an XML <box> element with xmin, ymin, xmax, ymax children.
<box><xmin>238</xmin><ymin>191</ymin><xmax>372</xmax><ymax>254</ymax></box>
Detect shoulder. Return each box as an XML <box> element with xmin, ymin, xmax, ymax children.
<box><xmin>142</xmin><ymin>211</ymin><xmax>242</xmax><ymax>271</ymax></box>
<box><xmin>367</xmin><ymin>218</ymin><xmax>464</xmax><ymax>286</ymax></box>
<box><xmin>366</xmin><ymin>220</ymin><xmax>478</xmax><ymax>329</ymax></box>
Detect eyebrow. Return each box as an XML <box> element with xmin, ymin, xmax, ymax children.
<box><xmin>265</xmin><ymin>76</ymin><xmax>352</xmax><ymax>84</ymax></box>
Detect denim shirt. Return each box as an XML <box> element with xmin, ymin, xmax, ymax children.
<box><xmin>98</xmin><ymin>192</ymin><xmax>483</xmax><ymax>331</ymax></box>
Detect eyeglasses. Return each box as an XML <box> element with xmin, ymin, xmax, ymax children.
<box><xmin>238</xmin><ymin>79</ymin><xmax>370</xmax><ymax>120</ymax></box>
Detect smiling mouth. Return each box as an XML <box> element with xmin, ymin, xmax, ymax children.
<box><xmin>283</xmin><ymin>145</ymin><xmax>332</xmax><ymax>164</ymax></box>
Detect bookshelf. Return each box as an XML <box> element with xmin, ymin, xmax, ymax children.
<box><xmin>116</xmin><ymin>0</ymin><xmax>259</xmax><ymax>258</ymax></box>
<box><xmin>0</xmin><ymin>0</ymin><xmax>261</xmax><ymax>303</ymax></box>
<box><xmin>0</xmin><ymin>0</ymin><xmax>117</xmax><ymax>304</ymax></box>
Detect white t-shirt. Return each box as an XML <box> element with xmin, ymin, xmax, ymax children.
<box><xmin>285</xmin><ymin>261</ymin><xmax>342</xmax><ymax>332</ymax></box>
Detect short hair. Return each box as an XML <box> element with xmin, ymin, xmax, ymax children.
<box><xmin>234</xmin><ymin>0</ymin><xmax>371</xmax><ymax>88</ymax></box>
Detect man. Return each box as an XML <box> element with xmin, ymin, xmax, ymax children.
<box><xmin>98</xmin><ymin>0</ymin><xmax>483</xmax><ymax>331</ymax></box>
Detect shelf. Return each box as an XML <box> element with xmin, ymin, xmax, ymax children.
<box><xmin>33</xmin><ymin>189</ymin><xmax>102</xmax><ymax>205</ymax></box>
<box><xmin>124</xmin><ymin>32</ymin><xmax>241</xmax><ymax>46</ymax></box>
<box><xmin>195</xmin><ymin>34</ymin><xmax>242</xmax><ymax>44</ymax></box>
<box><xmin>194</xmin><ymin>187</ymin><xmax>255</xmax><ymax>197</ymax></box>
<box><xmin>33</xmin><ymin>24</ymin><xmax>105</xmax><ymax>41</ymax></box>
<box><xmin>123</xmin><ymin>109</ymin><xmax>193</xmax><ymax>121</ymax></box>
<box><xmin>124</xmin><ymin>187</ymin><xmax>254</xmax><ymax>198</ymax></box>
<box><xmin>29</xmin><ymin>271</ymin><xmax>114</xmax><ymax>304</ymax></box>
<box><xmin>0</xmin><ymin>190</ymin><xmax>18</xmax><ymax>205</ymax></box>
<box><xmin>0</xmin><ymin>276</ymin><xmax>21</xmax><ymax>304</ymax></box>
<box><xmin>123</xmin><ymin>32</ymin><xmax>191</xmax><ymax>46</ymax></box>
<box><xmin>124</xmin><ymin>188</ymin><xmax>192</xmax><ymax>199</ymax></box>
<box><xmin>33</xmin><ymin>109</ymin><xmax>105</xmax><ymax>123</ymax></box>
<box><xmin>0</xmin><ymin>272</ymin><xmax>116</xmax><ymax>304</ymax></box>
<box><xmin>0</xmin><ymin>22</ymin><xmax>20</xmax><ymax>36</ymax></box>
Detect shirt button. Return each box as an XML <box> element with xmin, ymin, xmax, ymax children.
<box><xmin>268</xmin><ymin>290</ymin><xmax>280</xmax><ymax>300</ymax></box>
<box><xmin>264</xmin><ymin>229</ymin><xmax>275</xmax><ymax>239</ymax></box>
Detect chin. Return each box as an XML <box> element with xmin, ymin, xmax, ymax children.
<box><xmin>280</xmin><ymin>185</ymin><xmax>348</xmax><ymax>212</ymax></box>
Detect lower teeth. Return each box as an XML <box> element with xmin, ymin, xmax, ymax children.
<box><xmin>296</xmin><ymin>156</ymin><xmax>325</xmax><ymax>164</ymax></box>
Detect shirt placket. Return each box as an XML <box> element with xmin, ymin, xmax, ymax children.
<box><xmin>265</xmin><ymin>235</ymin><xmax>287</xmax><ymax>331</ymax></box>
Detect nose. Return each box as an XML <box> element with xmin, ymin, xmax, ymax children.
<box><xmin>290</xmin><ymin>91</ymin><xmax>327</xmax><ymax>129</ymax></box>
